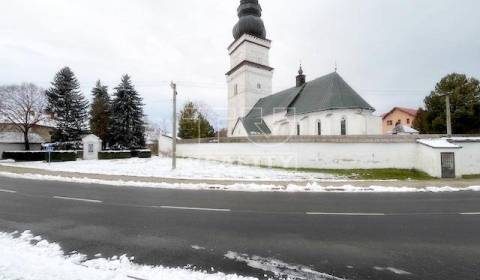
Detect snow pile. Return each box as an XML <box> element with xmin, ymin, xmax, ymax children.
<box><xmin>1</xmin><ymin>171</ymin><xmax>479</xmax><ymax>193</ymax></box>
<box><xmin>225</xmin><ymin>251</ymin><xmax>343</xmax><ymax>280</ymax></box>
<box><xmin>4</xmin><ymin>157</ymin><xmax>338</xmax><ymax>181</ymax></box>
<box><xmin>0</xmin><ymin>230</ymin><xmax>257</xmax><ymax>280</ymax></box>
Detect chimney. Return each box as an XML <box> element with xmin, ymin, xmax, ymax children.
<box><xmin>296</xmin><ymin>65</ymin><xmax>306</xmax><ymax>87</ymax></box>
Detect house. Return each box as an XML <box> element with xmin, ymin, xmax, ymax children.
<box><xmin>0</xmin><ymin>132</ymin><xmax>45</xmax><ymax>158</ymax></box>
<box><xmin>227</xmin><ymin>0</ymin><xmax>382</xmax><ymax>137</ymax></box>
<box><xmin>382</xmin><ymin>107</ymin><xmax>418</xmax><ymax>134</ymax></box>
<box><xmin>0</xmin><ymin>114</ymin><xmax>56</xmax><ymax>142</ymax></box>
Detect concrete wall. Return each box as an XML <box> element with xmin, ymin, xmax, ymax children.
<box><xmin>159</xmin><ymin>136</ymin><xmax>480</xmax><ymax>178</ymax></box>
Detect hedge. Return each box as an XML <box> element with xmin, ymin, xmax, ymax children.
<box><xmin>131</xmin><ymin>149</ymin><xmax>152</xmax><ymax>158</ymax></box>
<box><xmin>45</xmin><ymin>151</ymin><xmax>77</xmax><ymax>162</ymax></box>
<box><xmin>2</xmin><ymin>151</ymin><xmax>77</xmax><ymax>162</ymax></box>
<box><xmin>2</xmin><ymin>151</ymin><xmax>46</xmax><ymax>162</ymax></box>
<box><xmin>98</xmin><ymin>151</ymin><xmax>132</xmax><ymax>160</ymax></box>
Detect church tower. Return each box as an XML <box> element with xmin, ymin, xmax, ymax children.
<box><xmin>227</xmin><ymin>0</ymin><xmax>273</xmax><ymax>136</ymax></box>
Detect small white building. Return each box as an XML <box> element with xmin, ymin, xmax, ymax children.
<box><xmin>227</xmin><ymin>0</ymin><xmax>382</xmax><ymax>137</ymax></box>
<box><xmin>82</xmin><ymin>134</ymin><xmax>102</xmax><ymax>160</ymax></box>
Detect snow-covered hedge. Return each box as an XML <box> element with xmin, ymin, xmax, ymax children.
<box><xmin>2</xmin><ymin>151</ymin><xmax>46</xmax><ymax>162</ymax></box>
<box><xmin>2</xmin><ymin>151</ymin><xmax>77</xmax><ymax>162</ymax></box>
<box><xmin>98</xmin><ymin>150</ymin><xmax>132</xmax><ymax>160</ymax></box>
<box><xmin>131</xmin><ymin>149</ymin><xmax>152</xmax><ymax>158</ymax></box>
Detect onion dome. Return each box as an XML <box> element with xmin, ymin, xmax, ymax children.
<box><xmin>232</xmin><ymin>0</ymin><xmax>267</xmax><ymax>40</ymax></box>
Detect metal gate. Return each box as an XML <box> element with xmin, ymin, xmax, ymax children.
<box><xmin>441</xmin><ymin>152</ymin><xmax>455</xmax><ymax>179</ymax></box>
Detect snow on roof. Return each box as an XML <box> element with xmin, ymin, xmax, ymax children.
<box><xmin>448</xmin><ymin>137</ymin><xmax>480</xmax><ymax>143</ymax></box>
<box><xmin>417</xmin><ymin>138</ymin><xmax>460</xmax><ymax>149</ymax></box>
<box><xmin>0</xmin><ymin>132</ymin><xmax>46</xmax><ymax>144</ymax></box>
<box><xmin>0</xmin><ymin>114</ymin><xmax>56</xmax><ymax>128</ymax></box>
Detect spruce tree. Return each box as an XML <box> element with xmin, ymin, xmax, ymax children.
<box><xmin>89</xmin><ymin>80</ymin><xmax>111</xmax><ymax>149</ymax></box>
<box><xmin>46</xmin><ymin>67</ymin><xmax>89</xmax><ymax>142</ymax></box>
<box><xmin>110</xmin><ymin>75</ymin><xmax>146</xmax><ymax>149</ymax></box>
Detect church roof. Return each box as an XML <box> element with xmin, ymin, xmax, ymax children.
<box><xmin>240</xmin><ymin>72</ymin><xmax>375</xmax><ymax>135</ymax></box>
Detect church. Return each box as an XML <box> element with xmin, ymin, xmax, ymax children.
<box><xmin>227</xmin><ymin>0</ymin><xmax>382</xmax><ymax>137</ymax></box>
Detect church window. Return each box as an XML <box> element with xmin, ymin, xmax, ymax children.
<box><xmin>297</xmin><ymin>124</ymin><xmax>301</xmax><ymax>136</ymax></box>
<box><xmin>341</xmin><ymin>118</ymin><xmax>347</xmax><ymax>136</ymax></box>
<box><xmin>317</xmin><ymin>121</ymin><xmax>322</xmax><ymax>136</ymax></box>
<box><xmin>234</xmin><ymin>84</ymin><xmax>238</xmax><ymax>95</ymax></box>
<box><xmin>257</xmin><ymin>83</ymin><xmax>261</xmax><ymax>89</ymax></box>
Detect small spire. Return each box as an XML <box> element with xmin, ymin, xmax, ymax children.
<box><xmin>334</xmin><ymin>60</ymin><xmax>338</xmax><ymax>72</ymax></box>
<box><xmin>298</xmin><ymin>64</ymin><xmax>303</xmax><ymax>75</ymax></box>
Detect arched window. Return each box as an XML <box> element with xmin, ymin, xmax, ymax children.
<box><xmin>234</xmin><ymin>84</ymin><xmax>238</xmax><ymax>95</ymax></box>
<box><xmin>297</xmin><ymin>124</ymin><xmax>301</xmax><ymax>136</ymax></box>
<box><xmin>317</xmin><ymin>121</ymin><xmax>322</xmax><ymax>136</ymax></box>
<box><xmin>341</xmin><ymin>118</ymin><xmax>347</xmax><ymax>136</ymax></box>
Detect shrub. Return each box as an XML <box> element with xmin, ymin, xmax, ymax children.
<box><xmin>2</xmin><ymin>151</ymin><xmax>46</xmax><ymax>162</ymax></box>
<box><xmin>98</xmin><ymin>150</ymin><xmax>132</xmax><ymax>160</ymax></box>
<box><xmin>131</xmin><ymin>149</ymin><xmax>152</xmax><ymax>158</ymax></box>
<box><xmin>76</xmin><ymin>150</ymin><xmax>83</xmax><ymax>159</ymax></box>
<box><xmin>45</xmin><ymin>151</ymin><xmax>77</xmax><ymax>162</ymax></box>
<box><xmin>2</xmin><ymin>151</ymin><xmax>77</xmax><ymax>162</ymax></box>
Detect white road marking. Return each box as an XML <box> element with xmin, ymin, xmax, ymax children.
<box><xmin>53</xmin><ymin>196</ymin><xmax>102</xmax><ymax>204</ymax></box>
<box><xmin>0</xmin><ymin>189</ymin><xmax>16</xmax><ymax>193</ymax></box>
<box><xmin>157</xmin><ymin>206</ymin><xmax>231</xmax><ymax>212</ymax></box>
<box><xmin>306</xmin><ymin>212</ymin><xmax>386</xmax><ymax>216</ymax></box>
<box><xmin>460</xmin><ymin>212</ymin><xmax>480</xmax><ymax>215</ymax></box>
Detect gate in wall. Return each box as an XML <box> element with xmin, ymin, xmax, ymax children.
<box><xmin>441</xmin><ymin>152</ymin><xmax>456</xmax><ymax>179</ymax></box>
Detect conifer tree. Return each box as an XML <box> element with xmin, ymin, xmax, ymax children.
<box><xmin>89</xmin><ymin>80</ymin><xmax>111</xmax><ymax>149</ymax></box>
<box><xmin>110</xmin><ymin>75</ymin><xmax>146</xmax><ymax>149</ymax></box>
<box><xmin>178</xmin><ymin>102</ymin><xmax>216</xmax><ymax>139</ymax></box>
<box><xmin>46</xmin><ymin>67</ymin><xmax>89</xmax><ymax>142</ymax></box>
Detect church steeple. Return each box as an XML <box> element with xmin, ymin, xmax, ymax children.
<box><xmin>296</xmin><ymin>65</ymin><xmax>306</xmax><ymax>87</ymax></box>
<box><xmin>233</xmin><ymin>0</ymin><xmax>267</xmax><ymax>40</ymax></box>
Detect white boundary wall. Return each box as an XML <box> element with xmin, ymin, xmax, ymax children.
<box><xmin>159</xmin><ymin>135</ymin><xmax>480</xmax><ymax>178</ymax></box>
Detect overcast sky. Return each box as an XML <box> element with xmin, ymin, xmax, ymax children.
<box><xmin>1</xmin><ymin>0</ymin><xmax>479</xmax><ymax>128</ymax></box>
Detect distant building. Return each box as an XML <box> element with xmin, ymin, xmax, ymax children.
<box><xmin>227</xmin><ymin>0</ymin><xmax>382</xmax><ymax>137</ymax></box>
<box><xmin>382</xmin><ymin>107</ymin><xmax>418</xmax><ymax>134</ymax></box>
<box><xmin>0</xmin><ymin>132</ymin><xmax>45</xmax><ymax>157</ymax></box>
<box><xmin>0</xmin><ymin>113</ymin><xmax>56</xmax><ymax>142</ymax></box>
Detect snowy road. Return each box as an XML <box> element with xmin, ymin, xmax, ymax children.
<box><xmin>0</xmin><ymin>176</ymin><xmax>480</xmax><ymax>279</ymax></box>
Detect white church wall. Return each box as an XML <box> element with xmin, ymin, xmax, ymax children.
<box><xmin>261</xmin><ymin>109</ymin><xmax>382</xmax><ymax>136</ymax></box>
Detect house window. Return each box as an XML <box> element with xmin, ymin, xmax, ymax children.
<box><xmin>407</xmin><ymin>118</ymin><xmax>411</xmax><ymax>124</ymax></box>
<box><xmin>341</xmin><ymin>118</ymin><xmax>347</xmax><ymax>136</ymax></box>
<box><xmin>297</xmin><ymin>124</ymin><xmax>301</xmax><ymax>136</ymax></box>
<box><xmin>317</xmin><ymin>121</ymin><xmax>322</xmax><ymax>136</ymax></box>
<box><xmin>234</xmin><ymin>84</ymin><xmax>238</xmax><ymax>95</ymax></box>
<box><xmin>387</xmin><ymin>120</ymin><xmax>393</xmax><ymax>126</ymax></box>
<box><xmin>88</xmin><ymin>144</ymin><xmax>94</xmax><ymax>153</ymax></box>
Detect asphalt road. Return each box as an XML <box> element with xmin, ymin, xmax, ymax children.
<box><xmin>0</xmin><ymin>176</ymin><xmax>479</xmax><ymax>280</ymax></box>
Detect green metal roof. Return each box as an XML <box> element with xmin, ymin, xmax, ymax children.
<box><xmin>240</xmin><ymin>72</ymin><xmax>375</xmax><ymax>135</ymax></box>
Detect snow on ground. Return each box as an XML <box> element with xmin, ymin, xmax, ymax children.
<box><xmin>1</xmin><ymin>171</ymin><xmax>480</xmax><ymax>193</ymax></box>
<box><xmin>3</xmin><ymin>157</ymin><xmax>339</xmax><ymax>181</ymax></box>
<box><xmin>0</xmin><ymin>230</ymin><xmax>257</xmax><ymax>280</ymax></box>
<box><xmin>224</xmin><ymin>251</ymin><xmax>343</xmax><ymax>280</ymax></box>
<box><xmin>373</xmin><ymin>266</ymin><xmax>412</xmax><ymax>275</ymax></box>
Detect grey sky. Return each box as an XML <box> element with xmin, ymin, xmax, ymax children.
<box><xmin>1</xmin><ymin>0</ymin><xmax>479</xmax><ymax>128</ymax></box>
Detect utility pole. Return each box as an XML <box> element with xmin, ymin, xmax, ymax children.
<box><xmin>170</xmin><ymin>81</ymin><xmax>177</xmax><ymax>170</ymax></box>
<box><xmin>439</xmin><ymin>91</ymin><xmax>453</xmax><ymax>137</ymax></box>
<box><xmin>445</xmin><ymin>93</ymin><xmax>452</xmax><ymax>137</ymax></box>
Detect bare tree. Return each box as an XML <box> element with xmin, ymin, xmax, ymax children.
<box><xmin>0</xmin><ymin>83</ymin><xmax>47</xmax><ymax>150</ymax></box>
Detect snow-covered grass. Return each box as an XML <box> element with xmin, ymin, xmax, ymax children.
<box><xmin>1</xmin><ymin>171</ymin><xmax>480</xmax><ymax>193</ymax></box>
<box><xmin>0</xmin><ymin>230</ymin><xmax>257</xmax><ymax>280</ymax></box>
<box><xmin>3</xmin><ymin>156</ymin><xmax>339</xmax><ymax>181</ymax></box>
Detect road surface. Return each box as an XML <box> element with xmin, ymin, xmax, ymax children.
<box><xmin>0</xmin><ymin>175</ymin><xmax>479</xmax><ymax>280</ymax></box>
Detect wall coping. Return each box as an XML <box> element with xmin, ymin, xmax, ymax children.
<box><xmin>176</xmin><ymin>135</ymin><xmax>473</xmax><ymax>144</ymax></box>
